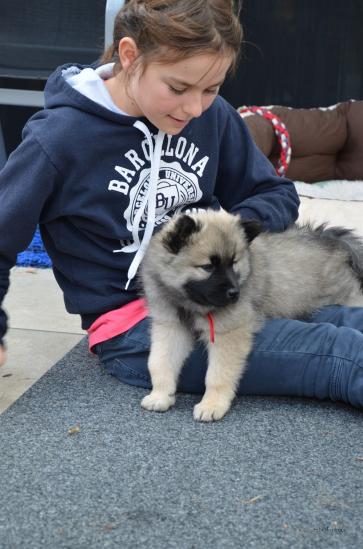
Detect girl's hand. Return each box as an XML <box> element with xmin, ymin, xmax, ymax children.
<box><xmin>0</xmin><ymin>346</ymin><xmax>6</xmax><ymax>366</ymax></box>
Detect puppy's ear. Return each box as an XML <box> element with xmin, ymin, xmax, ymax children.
<box><xmin>239</xmin><ymin>219</ymin><xmax>262</xmax><ymax>243</ymax></box>
<box><xmin>162</xmin><ymin>215</ymin><xmax>201</xmax><ymax>254</ymax></box>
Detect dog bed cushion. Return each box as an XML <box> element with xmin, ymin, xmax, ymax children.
<box><xmin>241</xmin><ymin>101</ymin><xmax>363</xmax><ymax>183</ymax></box>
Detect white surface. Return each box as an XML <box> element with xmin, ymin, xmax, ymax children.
<box><xmin>105</xmin><ymin>0</ymin><xmax>125</xmax><ymax>47</ymax></box>
<box><xmin>295</xmin><ymin>180</ymin><xmax>363</xmax><ymax>201</ymax></box>
<box><xmin>298</xmin><ymin>196</ymin><xmax>363</xmax><ymax>239</ymax></box>
<box><xmin>0</xmin><ymin>88</ymin><xmax>45</xmax><ymax>107</ymax></box>
<box><xmin>0</xmin><ymin>268</ymin><xmax>85</xmax><ymax>414</ymax></box>
<box><xmin>3</xmin><ymin>267</ymin><xmax>84</xmax><ymax>334</ymax></box>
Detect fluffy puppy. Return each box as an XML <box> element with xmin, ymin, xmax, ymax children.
<box><xmin>140</xmin><ymin>209</ymin><xmax>363</xmax><ymax>421</ymax></box>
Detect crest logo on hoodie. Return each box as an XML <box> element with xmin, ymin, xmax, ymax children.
<box><xmin>109</xmin><ymin>133</ymin><xmax>209</xmax><ymax>258</ymax></box>
<box><xmin>124</xmin><ymin>160</ymin><xmax>202</xmax><ymax>232</ymax></box>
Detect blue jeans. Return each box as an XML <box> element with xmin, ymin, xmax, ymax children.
<box><xmin>95</xmin><ymin>305</ymin><xmax>363</xmax><ymax>408</ymax></box>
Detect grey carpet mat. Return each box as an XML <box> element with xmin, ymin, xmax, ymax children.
<box><xmin>0</xmin><ymin>338</ymin><xmax>362</xmax><ymax>549</ymax></box>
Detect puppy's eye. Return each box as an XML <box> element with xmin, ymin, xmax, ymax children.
<box><xmin>198</xmin><ymin>264</ymin><xmax>214</xmax><ymax>273</ymax></box>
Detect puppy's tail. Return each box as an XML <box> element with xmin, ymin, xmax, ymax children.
<box><xmin>313</xmin><ymin>223</ymin><xmax>363</xmax><ymax>289</ymax></box>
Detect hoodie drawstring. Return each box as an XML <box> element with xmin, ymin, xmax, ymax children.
<box><xmin>117</xmin><ymin>121</ymin><xmax>165</xmax><ymax>290</ymax></box>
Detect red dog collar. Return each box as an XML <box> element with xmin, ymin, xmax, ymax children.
<box><xmin>207</xmin><ymin>312</ymin><xmax>215</xmax><ymax>343</ymax></box>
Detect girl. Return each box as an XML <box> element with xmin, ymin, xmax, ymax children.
<box><xmin>0</xmin><ymin>0</ymin><xmax>362</xmax><ymax>409</ymax></box>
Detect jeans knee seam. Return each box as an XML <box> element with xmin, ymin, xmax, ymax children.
<box><xmin>329</xmin><ymin>359</ymin><xmax>342</xmax><ymax>401</ymax></box>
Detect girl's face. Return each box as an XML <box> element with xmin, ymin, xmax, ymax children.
<box><xmin>109</xmin><ymin>46</ymin><xmax>232</xmax><ymax>134</ymax></box>
<box><xmin>130</xmin><ymin>54</ymin><xmax>232</xmax><ymax>134</ymax></box>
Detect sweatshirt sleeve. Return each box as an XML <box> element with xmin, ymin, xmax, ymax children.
<box><xmin>0</xmin><ymin>125</ymin><xmax>58</xmax><ymax>345</ymax></box>
<box><xmin>214</xmin><ymin>100</ymin><xmax>299</xmax><ymax>231</ymax></box>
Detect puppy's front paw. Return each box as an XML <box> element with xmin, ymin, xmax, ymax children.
<box><xmin>193</xmin><ymin>398</ymin><xmax>231</xmax><ymax>422</ymax></box>
<box><xmin>141</xmin><ymin>391</ymin><xmax>175</xmax><ymax>412</ymax></box>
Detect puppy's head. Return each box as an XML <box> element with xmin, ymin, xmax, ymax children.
<box><xmin>157</xmin><ymin>210</ymin><xmax>261</xmax><ymax>311</ymax></box>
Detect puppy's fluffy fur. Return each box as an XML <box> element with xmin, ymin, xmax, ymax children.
<box><xmin>140</xmin><ymin>209</ymin><xmax>363</xmax><ymax>421</ymax></box>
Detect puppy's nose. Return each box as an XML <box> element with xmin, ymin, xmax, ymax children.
<box><xmin>226</xmin><ymin>287</ymin><xmax>239</xmax><ymax>302</ymax></box>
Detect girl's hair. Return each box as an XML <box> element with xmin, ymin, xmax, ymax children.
<box><xmin>100</xmin><ymin>0</ymin><xmax>243</xmax><ymax>75</ymax></box>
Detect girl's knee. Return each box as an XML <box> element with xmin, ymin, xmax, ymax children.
<box><xmin>305</xmin><ymin>325</ymin><xmax>363</xmax><ymax>408</ymax></box>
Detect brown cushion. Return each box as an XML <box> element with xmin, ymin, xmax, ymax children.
<box><xmin>271</xmin><ymin>153</ymin><xmax>337</xmax><ymax>182</ymax></box>
<box><xmin>336</xmin><ymin>101</ymin><xmax>363</xmax><ymax>180</ymax></box>
<box><xmin>242</xmin><ymin>101</ymin><xmax>363</xmax><ymax>182</ymax></box>
<box><xmin>241</xmin><ymin>114</ymin><xmax>276</xmax><ymax>157</ymax></box>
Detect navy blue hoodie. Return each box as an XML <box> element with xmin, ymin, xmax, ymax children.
<box><xmin>0</xmin><ymin>63</ymin><xmax>299</xmax><ymax>344</ymax></box>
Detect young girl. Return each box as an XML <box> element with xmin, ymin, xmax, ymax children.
<box><xmin>0</xmin><ymin>0</ymin><xmax>362</xmax><ymax>410</ymax></box>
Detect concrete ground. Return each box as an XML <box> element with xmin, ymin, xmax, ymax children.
<box><xmin>0</xmin><ymin>267</ymin><xmax>85</xmax><ymax>413</ymax></box>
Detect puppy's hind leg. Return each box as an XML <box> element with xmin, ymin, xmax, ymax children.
<box><xmin>141</xmin><ymin>322</ymin><xmax>194</xmax><ymax>413</ymax></box>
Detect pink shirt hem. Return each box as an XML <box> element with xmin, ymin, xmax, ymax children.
<box><xmin>87</xmin><ymin>298</ymin><xmax>148</xmax><ymax>352</ymax></box>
